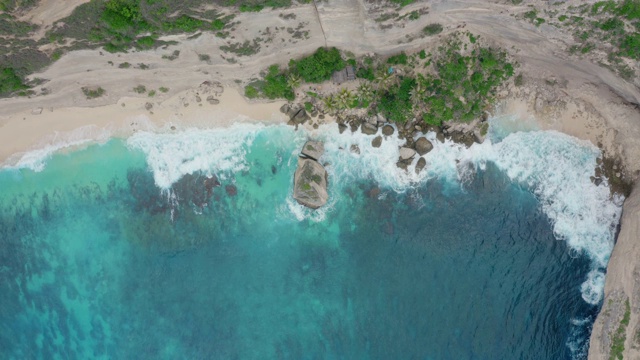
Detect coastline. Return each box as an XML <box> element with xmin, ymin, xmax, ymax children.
<box><xmin>1</xmin><ymin>0</ymin><xmax>640</xmax><ymax>358</ymax></box>
<box><xmin>0</xmin><ymin>86</ymin><xmax>287</xmax><ymax>168</ymax></box>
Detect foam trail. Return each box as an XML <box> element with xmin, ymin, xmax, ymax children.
<box><xmin>309</xmin><ymin>123</ymin><xmax>621</xmax><ymax>305</ymax></box>
<box><xmin>127</xmin><ymin>123</ymin><xmax>269</xmax><ymax>189</ymax></box>
<box><xmin>4</xmin><ymin>125</ymin><xmax>112</xmax><ymax>172</ymax></box>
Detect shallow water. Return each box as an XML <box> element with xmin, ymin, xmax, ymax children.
<box><xmin>0</xmin><ymin>120</ymin><xmax>621</xmax><ymax>359</ymax></box>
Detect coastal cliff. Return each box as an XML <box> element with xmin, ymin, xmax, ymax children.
<box><xmin>589</xmin><ymin>185</ymin><xmax>640</xmax><ymax>359</ymax></box>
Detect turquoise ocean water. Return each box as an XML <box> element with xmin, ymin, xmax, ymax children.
<box><xmin>0</xmin><ymin>119</ymin><xmax>622</xmax><ymax>359</ymax></box>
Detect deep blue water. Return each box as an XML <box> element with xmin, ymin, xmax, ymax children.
<box><xmin>0</xmin><ymin>123</ymin><xmax>620</xmax><ymax>359</ymax></box>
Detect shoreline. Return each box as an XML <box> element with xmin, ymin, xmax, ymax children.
<box><xmin>0</xmin><ymin>86</ymin><xmax>288</xmax><ymax>167</ymax></box>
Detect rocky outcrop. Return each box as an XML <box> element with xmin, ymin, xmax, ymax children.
<box><xmin>414</xmin><ymin>137</ymin><xmax>433</xmax><ymax>155</ymax></box>
<box><xmin>399</xmin><ymin>147</ymin><xmax>416</xmax><ymax>161</ymax></box>
<box><xmin>301</xmin><ymin>140</ymin><xmax>324</xmax><ymax>161</ymax></box>
<box><xmin>415</xmin><ymin>157</ymin><xmax>426</xmax><ymax>174</ymax></box>
<box><xmin>293</xmin><ymin>141</ymin><xmax>328</xmax><ymax>209</ymax></box>
<box><xmin>382</xmin><ymin>125</ymin><xmax>394</xmax><ymax>136</ymax></box>
<box><xmin>371</xmin><ymin>136</ymin><xmax>382</xmax><ymax>148</ymax></box>
<box><xmin>281</xmin><ymin>104</ymin><xmax>309</xmax><ymax>125</ymax></box>
<box><xmin>361</xmin><ymin>123</ymin><xmax>378</xmax><ymax>135</ymax></box>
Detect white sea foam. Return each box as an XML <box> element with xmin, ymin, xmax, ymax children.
<box><xmin>126</xmin><ymin>123</ymin><xmax>268</xmax><ymax>189</ymax></box>
<box><xmin>3</xmin><ymin>125</ymin><xmax>112</xmax><ymax>172</ymax></box>
<box><xmin>308</xmin><ymin>123</ymin><xmax>621</xmax><ymax>305</ymax></box>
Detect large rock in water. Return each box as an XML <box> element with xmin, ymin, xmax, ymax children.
<box><xmin>414</xmin><ymin>137</ymin><xmax>434</xmax><ymax>155</ymax></box>
<box><xmin>301</xmin><ymin>140</ymin><xmax>324</xmax><ymax>160</ymax></box>
<box><xmin>293</xmin><ymin>158</ymin><xmax>328</xmax><ymax>209</ymax></box>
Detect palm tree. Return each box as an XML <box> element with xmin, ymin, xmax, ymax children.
<box><xmin>287</xmin><ymin>74</ymin><xmax>301</xmax><ymax>89</ymax></box>
<box><xmin>375</xmin><ymin>69</ymin><xmax>395</xmax><ymax>90</ymax></box>
<box><xmin>322</xmin><ymin>95</ymin><xmax>337</xmax><ymax>114</ymax></box>
<box><xmin>409</xmin><ymin>81</ymin><xmax>426</xmax><ymax>108</ymax></box>
<box><xmin>356</xmin><ymin>83</ymin><xmax>374</xmax><ymax>103</ymax></box>
<box><xmin>335</xmin><ymin>88</ymin><xmax>355</xmax><ymax>110</ymax></box>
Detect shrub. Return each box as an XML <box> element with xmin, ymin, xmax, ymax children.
<box><xmin>133</xmin><ymin>84</ymin><xmax>146</xmax><ymax>93</ymax></box>
<box><xmin>244</xmin><ymin>85</ymin><xmax>259</xmax><ymax>98</ymax></box>
<box><xmin>263</xmin><ymin>65</ymin><xmax>294</xmax><ymax>100</ymax></box>
<box><xmin>82</xmin><ymin>86</ymin><xmax>105</xmax><ymax>99</ymax></box>
<box><xmin>0</xmin><ymin>67</ymin><xmax>28</xmax><ymax>97</ymax></box>
<box><xmin>159</xmin><ymin>86</ymin><xmax>169</xmax><ymax>93</ymax></box>
<box><xmin>619</xmin><ymin>33</ymin><xmax>640</xmax><ymax>59</ymax></box>
<box><xmin>387</xmin><ymin>52</ymin><xmax>408</xmax><ymax>65</ymax></box>
<box><xmin>423</xmin><ymin>23</ymin><xmax>443</xmax><ymax>36</ymax></box>
<box><xmin>148</xmin><ymin>90</ymin><xmax>156</xmax><ymax>97</ymax></box>
<box><xmin>289</xmin><ymin>47</ymin><xmax>345</xmax><ymax>83</ymax></box>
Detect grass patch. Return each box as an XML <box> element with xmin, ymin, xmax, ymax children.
<box><xmin>609</xmin><ymin>299</ymin><xmax>631</xmax><ymax>360</ymax></box>
<box><xmin>220</xmin><ymin>40</ymin><xmax>261</xmax><ymax>56</ymax></box>
<box><xmin>423</xmin><ymin>23</ymin><xmax>443</xmax><ymax>36</ymax></box>
<box><xmin>82</xmin><ymin>86</ymin><xmax>105</xmax><ymax>99</ymax></box>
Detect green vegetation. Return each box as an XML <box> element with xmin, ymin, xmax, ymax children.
<box><xmin>0</xmin><ymin>67</ymin><xmax>28</xmax><ymax>96</ymax></box>
<box><xmin>133</xmin><ymin>84</ymin><xmax>146</xmax><ymax>93</ymax></box>
<box><xmin>423</xmin><ymin>23</ymin><xmax>443</xmax><ymax>36</ymax></box>
<box><xmin>288</xmin><ymin>47</ymin><xmax>345</xmax><ymax>83</ymax></box>
<box><xmin>304</xmin><ymin>101</ymin><xmax>313</xmax><ymax>112</ymax></box>
<box><xmin>609</xmin><ymin>299</ymin><xmax>631</xmax><ymax>360</ymax></box>
<box><xmin>159</xmin><ymin>86</ymin><xmax>169</xmax><ymax>93</ymax></box>
<box><xmin>148</xmin><ymin>90</ymin><xmax>156</xmax><ymax>97</ymax></box>
<box><xmin>558</xmin><ymin>15</ymin><xmax>568</xmax><ymax>21</ymax></box>
<box><xmin>118</xmin><ymin>62</ymin><xmax>131</xmax><ymax>68</ymax></box>
<box><xmin>244</xmin><ymin>84</ymin><xmax>259</xmax><ymax>99</ymax></box>
<box><xmin>387</xmin><ymin>52</ymin><xmax>408</xmax><ymax>65</ymax></box>
<box><xmin>252</xmin><ymin>37</ymin><xmax>512</xmax><ymax>128</ymax></box>
<box><xmin>388</xmin><ymin>0</ymin><xmax>416</xmax><ymax>7</ymax></box>
<box><xmin>619</xmin><ymin>33</ymin><xmax>640</xmax><ymax>59</ymax></box>
<box><xmin>82</xmin><ymin>86</ymin><xmax>106</xmax><ymax>99</ymax></box>
<box><xmin>220</xmin><ymin>40</ymin><xmax>261</xmax><ymax>56</ymax></box>
<box><xmin>377</xmin><ymin>77</ymin><xmax>415</xmax><ymax>123</ymax></box>
<box><xmin>262</xmin><ymin>65</ymin><xmax>294</xmax><ymax>100</ymax></box>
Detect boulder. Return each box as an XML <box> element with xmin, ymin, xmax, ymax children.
<box><xmin>382</xmin><ymin>125</ymin><xmax>394</xmax><ymax>136</ymax></box>
<box><xmin>396</xmin><ymin>160</ymin><xmax>409</xmax><ymax>171</ymax></box>
<box><xmin>415</xmin><ymin>157</ymin><xmax>427</xmax><ymax>174</ymax></box>
<box><xmin>338</xmin><ymin>123</ymin><xmax>348</xmax><ymax>134</ymax></box>
<box><xmin>361</xmin><ymin>123</ymin><xmax>378</xmax><ymax>135</ymax></box>
<box><xmin>366</xmin><ymin>116</ymin><xmax>377</xmax><ymax>126</ymax></box>
<box><xmin>436</xmin><ymin>132</ymin><xmax>445</xmax><ymax>143</ymax></box>
<box><xmin>414</xmin><ymin>137</ymin><xmax>434</xmax><ymax>155</ymax></box>
<box><xmin>350</xmin><ymin>144</ymin><xmax>360</xmax><ymax>154</ymax></box>
<box><xmin>293</xmin><ymin>158</ymin><xmax>328</xmax><ymax>209</ymax></box>
<box><xmin>291</xmin><ymin>109</ymin><xmax>309</xmax><ymax>124</ymax></box>
<box><xmin>301</xmin><ymin>140</ymin><xmax>324</xmax><ymax>160</ymax></box>
<box><xmin>371</xmin><ymin>136</ymin><xmax>382</xmax><ymax>148</ymax></box>
<box><xmin>280</xmin><ymin>103</ymin><xmax>290</xmax><ymax>114</ymax></box>
<box><xmin>399</xmin><ymin>147</ymin><xmax>416</xmax><ymax>161</ymax></box>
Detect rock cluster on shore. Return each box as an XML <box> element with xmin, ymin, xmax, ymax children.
<box><xmin>282</xmin><ymin>101</ymin><xmax>489</xmax><ymax>175</ymax></box>
<box><xmin>293</xmin><ymin>140</ymin><xmax>328</xmax><ymax>209</ymax></box>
